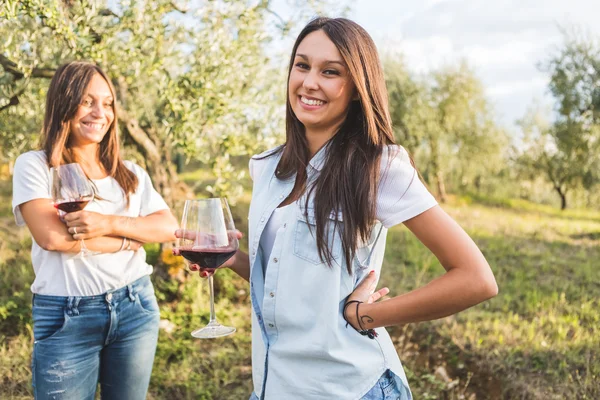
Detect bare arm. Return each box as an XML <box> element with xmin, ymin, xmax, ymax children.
<box><xmin>346</xmin><ymin>205</ymin><xmax>498</xmax><ymax>330</ymax></box>
<box><xmin>62</xmin><ymin>209</ymin><xmax>178</xmax><ymax>244</ymax></box>
<box><xmin>19</xmin><ymin>199</ymin><xmax>142</xmax><ymax>253</ymax></box>
<box><xmin>224</xmin><ymin>250</ymin><xmax>250</xmax><ymax>281</ymax></box>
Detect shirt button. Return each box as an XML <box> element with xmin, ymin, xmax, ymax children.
<box><xmin>273</xmin><ymin>258</ymin><xmax>278</xmax><ymax>263</ymax></box>
<box><xmin>283</xmin><ymin>223</ymin><xmax>287</xmax><ymax>228</ymax></box>
<box><xmin>261</xmin><ymin>218</ymin><xmax>265</xmax><ymax>222</ymax></box>
<box><xmin>253</xmin><ymin>251</ymin><xmax>256</xmax><ymax>256</ymax></box>
<box><xmin>269</xmin><ymin>323</ymin><xmax>274</xmax><ymax>328</ymax></box>
<box><xmin>270</xmin><ymin>292</ymin><xmax>275</xmax><ymax>298</ymax></box>
<box><xmin>279</xmin><ymin>195</ymin><xmax>284</xmax><ymax>199</ymax></box>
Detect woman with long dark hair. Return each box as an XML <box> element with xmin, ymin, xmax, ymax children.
<box><xmin>12</xmin><ymin>61</ymin><xmax>178</xmax><ymax>399</ymax></box>
<box><xmin>182</xmin><ymin>17</ymin><xmax>498</xmax><ymax>400</ymax></box>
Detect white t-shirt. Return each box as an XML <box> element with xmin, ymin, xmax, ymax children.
<box><xmin>259</xmin><ymin>204</ymin><xmax>294</xmax><ymax>274</ymax></box>
<box><xmin>12</xmin><ymin>150</ymin><xmax>170</xmax><ymax>296</ymax></box>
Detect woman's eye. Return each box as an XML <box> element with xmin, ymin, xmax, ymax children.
<box><xmin>324</xmin><ymin>69</ymin><xmax>340</xmax><ymax>76</ymax></box>
<box><xmin>295</xmin><ymin>62</ymin><xmax>309</xmax><ymax>69</ymax></box>
<box><xmin>82</xmin><ymin>99</ymin><xmax>93</xmax><ymax>107</ymax></box>
<box><xmin>103</xmin><ymin>103</ymin><xmax>113</xmax><ymax>109</ymax></box>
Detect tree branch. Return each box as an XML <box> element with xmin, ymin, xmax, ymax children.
<box><xmin>99</xmin><ymin>8</ymin><xmax>120</xmax><ymax>18</ymax></box>
<box><xmin>31</xmin><ymin>67</ymin><xmax>55</xmax><ymax>79</ymax></box>
<box><xmin>0</xmin><ymin>84</ymin><xmax>27</xmax><ymax>113</ymax></box>
<box><xmin>0</xmin><ymin>54</ymin><xmax>24</xmax><ymax>79</ymax></box>
<box><xmin>169</xmin><ymin>1</ymin><xmax>189</xmax><ymax>13</ymax></box>
<box><xmin>259</xmin><ymin>0</ymin><xmax>290</xmax><ymax>33</ymax></box>
<box><xmin>0</xmin><ymin>95</ymin><xmax>19</xmax><ymax>112</ymax></box>
<box><xmin>0</xmin><ymin>54</ymin><xmax>55</xmax><ymax>80</ymax></box>
<box><xmin>119</xmin><ymin>107</ymin><xmax>162</xmax><ymax>162</ymax></box>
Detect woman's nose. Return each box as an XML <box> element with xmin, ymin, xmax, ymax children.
<box><xmin>91</xmin><ymin>103</ymin><xmax>106</xmax><ymax>118</ymax></box>
<box><xmin>302</xmin><ymin>70</ymin><xmax>319</xmax><ymax>91</ymax></box>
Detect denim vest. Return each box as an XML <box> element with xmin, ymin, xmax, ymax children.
<box><xmin>248</xmin><ymin>145</ymin><xmax>413</xmax><ymax>400</ymax></box>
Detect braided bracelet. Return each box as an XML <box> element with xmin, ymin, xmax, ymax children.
<box><xmin>343</xmin><ymin>300</ymin><xmax>378</xmax><ymax>339</ymax></box>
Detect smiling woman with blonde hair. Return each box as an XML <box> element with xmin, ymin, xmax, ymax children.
<box><xmin>12</xmin><ymin>61</ymin><xmax>178</xmax><ymax>399</ymax></box>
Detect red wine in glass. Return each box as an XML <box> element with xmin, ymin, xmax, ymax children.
<box><xmin>54</xmin><ymin>198</ymin><xmax>92</xmax><ymax>213</ymax></box>
<box><xmin>179</xmin><ymin>248</ymin><xmax>236</xmax><ymax>269</ymax></box>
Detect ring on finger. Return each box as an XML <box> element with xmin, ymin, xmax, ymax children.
<box><xmin>73</xmin><ymin>227</ymin><xmax>78</xmax><ymax>235</ymax></box>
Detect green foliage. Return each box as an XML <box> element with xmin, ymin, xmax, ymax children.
<box><xmin>1</xmin><ymin>178</ymin><xmax>599</xmax><ymax>399</ymax></box>
<box><xmin>385</xmin><ymin>58</ymin><xmax>509</xmax><ymax>200</ymax></box>
<box><xmin>516</xmin><ymin>29</ymin><xmax>600</xmax><ymax>209</ymax></box>
<box><xmin>381</xmin><ymin>199</ymin><xmax>600</xmax><ymax>399</ymax></box>
<box><xmin>1</xmin><ymin>0</ymin><xmax>343</xmax><ymax>203</ymax></box>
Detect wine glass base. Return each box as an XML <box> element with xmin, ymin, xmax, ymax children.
<box><xmin>191</xmin><ymin>322</ymin><xmax>236</xmax><ymax>339</ymax></box>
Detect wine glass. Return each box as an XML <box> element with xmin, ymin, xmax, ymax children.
<box><xmin>50</xmin><ymin>163</ymin><xmax>95</xmax><ymax>258</ymax></box>
<box><xmin>177</xmin><ymin>198</ymin><xmax>239</xmax><ymax>339</ymax></box>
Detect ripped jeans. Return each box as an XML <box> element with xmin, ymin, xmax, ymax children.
<box><xmin>31</xmin><ymin>275</ymin><xmax>160</xmax><ymax>400</ymax></box>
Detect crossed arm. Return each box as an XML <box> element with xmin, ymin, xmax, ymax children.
<box><xmin>20</xmin><ymin>198</ymin><xmax>178</xmax><ymax>253</ymax></box>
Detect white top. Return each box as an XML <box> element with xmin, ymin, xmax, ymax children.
<box><xmin>247</xmin><ymin>144</ymin><xmax>438</xmax><ymax>399</ymax></box>
<box><xmin>12</xmin><ymin>151</ymin><xmax>170</xmax><ymax>296</ymax></box>
<box><xmin>259</xmin><ymin>204</ymin><xmax>294</xmax><ymax>272</ymax></box>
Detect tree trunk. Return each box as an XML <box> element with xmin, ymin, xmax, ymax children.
<box><xmin>119</xmin><ymin>112</ymin><xmax>193</xmax><ymax>271</ymax></box>
<box><xmin>436</xmin><ymin>171</ymin><xmax>447</xmax><ymax>203</ymax></box>
<box><xmin>474</xmin><ymin>175</ymin><xmax>482</xmax><ymax>192</ymax></box>
<box><xmin>429</xmin><ymin>138</ymin><xmax>447</xmax><ymax>203</ymax></box>
<box><xmin>120</xmin><ymin>110</ymin><xmax>192</xmax><ymax>208</ymax></box>
<box><xmin>555</xmin><ymin>186</ymin><xmax>567</xmax><ymax>210</ymax></box>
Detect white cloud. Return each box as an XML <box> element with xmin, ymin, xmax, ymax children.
<box><xmin>487</xmin><ymin>77</ymin><xmax>548</xmax><ymax>97</ymax></box>
<box><xmin>350</xmin><ymin>0</ymin><xmax>600</xmax><ymax>128</ymax></box>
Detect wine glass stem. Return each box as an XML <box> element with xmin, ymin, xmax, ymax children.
<box><xmin>208</xmin><ymin>274</ymin><xmax>217</xmax><ymax>324</ymax></box>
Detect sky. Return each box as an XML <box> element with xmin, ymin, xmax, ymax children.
<box><xmin>345</xmin><ymin>0</ymin><xmax>600</xmax><ymax>131</ymax></box>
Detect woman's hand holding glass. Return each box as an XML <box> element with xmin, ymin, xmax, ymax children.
<box><xmin>173</xmin><ymin>229</ymin><xmax>243</xmax><ymax>277</ymax></box>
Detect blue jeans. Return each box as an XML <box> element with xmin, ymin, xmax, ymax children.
<box><xmin>361</xmin><ymin>370</ymin><xmax>411</xmax><ymax>400</ymax></box>
<box><xmin>249</xmin><ymin>369</ymin><xmax>410</xmax><ymax>400</ymax></box>
<box><xmin>31</xmin><ymin>275</ymin><xmax>160</xmax><ymax>400</ymax></box>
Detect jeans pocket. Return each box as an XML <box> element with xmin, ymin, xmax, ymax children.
<box><xmin>32</xmin><ymin>305</ymin><xmax>70</xmax><ymax>342</ymax></box>
<box><xmin>135</xmin><ymin>286</ymin><xmax>160</xmax><ymax>316</ymax></box>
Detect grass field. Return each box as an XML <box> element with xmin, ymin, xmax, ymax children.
<box><xmin>0</xmin><ymin>177</ymin><xmax>598</xmax><ymax>399</ymax></box>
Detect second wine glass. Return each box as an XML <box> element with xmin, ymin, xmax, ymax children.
<box><xmin>51</xmin><ymin>163</ymin><xmax>95</xmax><ymax>258</ymax></box>
<box><xmin>177</xmin><ymin>198</ymin><xmax>238</xmax><ymax>339</ymax></box>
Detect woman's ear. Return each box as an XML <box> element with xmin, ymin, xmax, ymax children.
<box><xmin>352</xmin><ymin>91</ymin><xmax>360</xmax><ymax>101</ymax></box>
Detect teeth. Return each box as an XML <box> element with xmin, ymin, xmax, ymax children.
<box><xmin>301</xmin><ymin>96</ymin><xmax>324</xmax><ymax>106</ymax></box>
<box><xmin>83</xmin><ymin>122</ymin><xmax>104</xmax><ymax>130</ymax></box>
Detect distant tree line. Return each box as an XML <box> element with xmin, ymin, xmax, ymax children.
<box><xmin>1</xmin><ymin>2</ymin><xmax>598</xmax><ymax>209</ymax></box>
<box><xmin>385</xmin><ymin>28</ymin><xmax>600</xmax><ymax>210</ymax></box>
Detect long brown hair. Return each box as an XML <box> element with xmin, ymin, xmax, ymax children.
<box><xmin>275</xmin><ymin>17</ymin><xmax>396</xmax><ymax>273</ymax></box>
<box><xmin>41</xmin><ymin>61</ymin><xmax>138</xmax><ymax>204</ymax></box>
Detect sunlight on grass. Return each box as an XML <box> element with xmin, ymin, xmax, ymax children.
<box><xmin>1</xmin><ymin>178</ymin><xmax>598</xmax><ymax>399</ymax></box>
<box><xmin>380</xmin><ymin>197</ymin><xmax>600</xmax><ymax>399</ymax></box>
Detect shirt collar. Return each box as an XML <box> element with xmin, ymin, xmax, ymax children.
<box><xmin>307</xmin><ymin>141</ymin><xmax>331</xmax><ymax>172</ymax></box>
